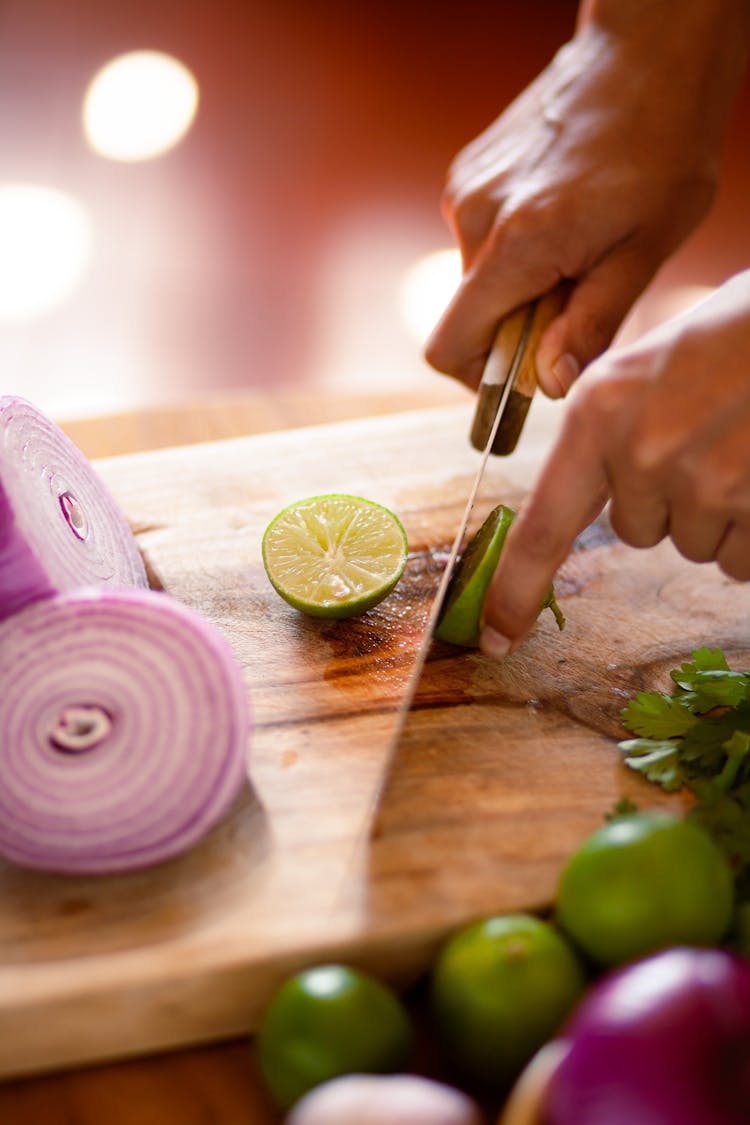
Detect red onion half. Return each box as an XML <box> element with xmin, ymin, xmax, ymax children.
<box><xmin>544</xmin><ymin>947</ymin><xmax>750</xmax><ymax>1125</ymax></box>
<box><xmin>0</xmin><ymin>588</ymin><xmax>250</xmax><ymax>873</ymax></box>
<box><xmin>0</xmin><ymin>396</ymin><xmax>147</xmax><ymax>620</ymax></box>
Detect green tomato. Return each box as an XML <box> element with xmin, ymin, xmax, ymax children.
<box><xmin>556</xmin><ymin>811</ymin><xmax>734</xmax><ymax>967</ymax></box>
<box><xmin>256</xmin><ymin>964</ymin><xmax>412</xmax><ymax>1110</ymax></box>
<box><xmin>430</xmin><ymin>913</ymin><xmax>586</xmax><ymax>1087</ymax></box>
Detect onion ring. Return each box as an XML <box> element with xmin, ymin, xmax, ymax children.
<box><xmin>0</xmin><ymin>588</ymin><xmax>250</xmax><ymax>873</ymax></box>
<box><xmin>0</xmin><ymin>396</ymin><xmax>147</xmax><ymax>620</ymax></box>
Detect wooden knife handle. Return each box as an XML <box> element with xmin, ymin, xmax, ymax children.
<box><xmin>470</xmin><ymin>285</ymin><xmax>568</xmax><ymax>455</ymax></box>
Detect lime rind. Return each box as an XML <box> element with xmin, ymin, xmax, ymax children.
<box><xmin>257</xmin><ymin>963</ymin><xmax>412</xmax><ymax>1110</ymax></box>
<box><xmin>435</xmin><ymin>504</ymin><xmax>515</xmax><ymax>647</ymax></box>
<box><xmin>430</xmin><ymin>913</ymin><xmax>586</xmax><ymax>1085</ymax></box>
<box><xmin>435</xmin><ymin>503</ymin><xmax>565</xmax><ymax>648</ymax></box>
<box><xmin>262</xmin><ymin>493</ymin><xmax>408</xmax><ymax>619</ymax></box>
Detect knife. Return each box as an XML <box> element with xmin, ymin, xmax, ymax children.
<box><xmin>366</xmin><ymin>285</ymin><xmax>567</xmax><ymax>842</ymax></box>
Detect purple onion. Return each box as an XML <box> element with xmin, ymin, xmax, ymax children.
<box><xmin>544</xmin><ymin>947</ymin><xmax>750</xmax><ymax>1125</ymax></box>
<box><xmin>0</xmin><ymin>588</ymin><xmax>250</xmax><ymax>873</ymax></box>
<box><xmin>0</xmin><ymin>396</ymin><xmax>147</xmax><ymax>620</ymax></box>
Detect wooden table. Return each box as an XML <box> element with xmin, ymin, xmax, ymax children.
<box><xmin>0</xmin><ymin>385</ymin><xmax>485</xmax><ymax>1125</ymax></box>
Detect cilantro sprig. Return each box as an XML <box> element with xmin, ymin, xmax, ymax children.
<box><xmin>618</xmin><ymin>646</ymin><xmax>750</xmax><ymax>942</ymax></box>
<box><xmin>620</xmin><ymin>648</ymin><xmax>750</xmax><ymax>795</ymax></box>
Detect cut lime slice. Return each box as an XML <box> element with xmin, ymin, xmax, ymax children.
<box><xmin>435</xmin><ymin>503</ymin><xmax>565</xmax><ymax>647</ymax></box>
<box><xmin>262</xmin><ymin>494</ymin><xmax>408</xmax><ymax>619</ymax></box>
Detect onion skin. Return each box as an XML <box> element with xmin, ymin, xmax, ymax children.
<box><xmin>286</xmin><ymin>1074</ymin><xmax>483</xmax><ymax>1125</ymax></box>
<box><xmin>0</xmin><ymin>588</ymin><xmax>250</xmax><ymax>873</ymax></box>
<box><xmin>543</xmin><ymin>947</ymin><xmax>750</xmax><ymax>1125</ymax></box>
<box><xmin>0</xmin><ymin>396</ymin><xmax>146</xmax><ymax>620</ymax></box>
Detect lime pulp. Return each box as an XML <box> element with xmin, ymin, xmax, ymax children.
<box><xmin>262</xmin><ymin>493</ymin><xmax>408</xmax><ymax>619</ymax></box>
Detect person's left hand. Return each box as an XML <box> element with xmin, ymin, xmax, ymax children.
<box><xmin>479</xmin><ymin>270</ymin><xmax>750</xmax><ymax>660</ymax></box>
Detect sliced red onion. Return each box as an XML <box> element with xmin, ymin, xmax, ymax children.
<box><xmin>0</xmin><ymin>396</ymin><xmax>147</xmax><ymax>620</ymax></box>
<box><xmin>0</xmin><ymin>587</ymin><xmax>250</xmax><ymax>873</ymax></box>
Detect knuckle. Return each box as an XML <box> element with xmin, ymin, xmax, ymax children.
<box><xmin>566</xmin><ymin>365</ymin><xmax>630</xmax><ymax>433</ymax></box>
<box><xmin>572</xmin><ymin>359</ymin><xmax>666</xmax><ymax>478</ymax></box>
<box><xmin>671</xmin><ymin>534</ymin><xmax>714</xmax><ymax>565</ymax></box>
<box><xmin>719</xmin><ymin>555</ymin><xmax>750</xmax><ymax>582</ymax></box>
<box><xmin>574</xmin><ymin>307</ymin><xmax>619</xmax><ymax>360</ymax></box>
<box><xmin>423</xmin><ymin>335</ymin><xmax>448</xmax><ymax>375</ymax></box>
<box><xmin>441</xmin><ymin>179</ymin><xmax>491</xmax><ymax>240</ymax></box>
<box><xmin>446</xmin><ymin>182</ymin><xmax>476</xmax><ymax>221</ymax></box>
<box><xmin>718</xmin><ymin>526</ymin><xmax>750</xmax><ymax>581</ymax></box>
<box><xmin>683</xmin><ymin>475</ymin><xmax>728</xmax><ymax>516</ymax></box>
<box><xmin>493</xmin><ymin>197</ymin><xmax>547</xmax><ymax>253</ymax></box>
<box><xmin>675</xmin><ymin>456</ymin><xmax>749</xmax><ymax>518</ymax></box>
<box><xmin>607</xmin><ymin>502</ymin><xmax>661</xmax><ymax>549</ymax></box>
<box><xmin>688</xmin><ymin>545</ymin><xmax>717</xmax><ymax>565</ymax></box>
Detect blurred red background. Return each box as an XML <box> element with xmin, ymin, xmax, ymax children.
<box><xmin>1</xmin><ymin>0</ymin><xmax>748</xmax><ymax>419</ymax></box>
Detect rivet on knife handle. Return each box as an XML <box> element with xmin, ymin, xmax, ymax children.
<box><xmin>470</xmin><ymin>286</ymin><xmax>567</xmax><ymax>456</ymax></box>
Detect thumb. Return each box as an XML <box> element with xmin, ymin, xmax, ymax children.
<box><xmin>535</xmin><ymin>247</ymin><xmax>659</xmax><ymax>398</ymax></box>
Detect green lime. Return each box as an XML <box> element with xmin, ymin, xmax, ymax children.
<box><xmin>262</xmin><ymin>494</ymin><xmax>408</xmax><ymax>619</ymax></box>
<box><xmin>435</xmin><ymin>504</ymin><xmax>564</xmax><ymax>647</ymax></box>
<box><xmin>256</xmin><ymin>963</ymin><xmax>412</xmax><ymax>1110</ymax></box>
<box><xmin>430</xmin><ymin>913</ymin><xmax>586</xmax><ymax>1087</ymax></box>
<box><xmin>556</xmin><ymin>811</ymin><xmax>734</xmax><ymax>968</ymax></box>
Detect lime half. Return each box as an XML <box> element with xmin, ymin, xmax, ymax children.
<box><xmin>435</xmin><ymin>503</ymin><xmax>565</xmax><ymax>647</ymax></box>
<box><xmin>262</xmin><ymin>494</ymin><xmax>408</xmax><ymax>619</ymax></box>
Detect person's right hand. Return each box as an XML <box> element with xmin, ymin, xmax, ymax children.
<box><xmin>425</xmin><ymin>1</ymin><xmax>749</xmax><ymax>398</ymax></box>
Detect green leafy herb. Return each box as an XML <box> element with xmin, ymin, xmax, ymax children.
<box><xmin>618</xmin><ymin>647</ymin><xmax>750</xmax><ymax>928</ymax></box>
<box><xmin>618</xmin><ymin>739</ymin><xmax>683</xmax><ymax>791</ymax></box>
<box><xmin>621</xmin><ymin>692</ymin><xmax>697</xmax><ymax>739</ymax></box>
<box><xmin>689</xmin><ymin>781</ymin><xmax>750</xmax><ymax>865</ymax></box>
<box><xmin>619</xmin><ymin>651</ymin><xmax>750</xmax><ymax>792</ymax></box>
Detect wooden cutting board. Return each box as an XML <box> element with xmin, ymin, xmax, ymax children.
<box><xmin>0</xmin><ymin>401</ymin><xmax>747</xmax><ymax>1079</ymax></box>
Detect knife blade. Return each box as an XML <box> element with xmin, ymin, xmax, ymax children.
<box><xmin>364</xmin><ymin>285</ymin><xmax>567</xmax><ymax>843</ymax></box>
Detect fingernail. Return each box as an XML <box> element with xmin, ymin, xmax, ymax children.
<box><xmin>480</xmin><ymin>626</ymin><xmax>512</xmax><ymax>661</ymax></box>
<box><xmin>551</xmin><ymin>353</ymin><xmax>580</xmax><ymax>395</ymax></box>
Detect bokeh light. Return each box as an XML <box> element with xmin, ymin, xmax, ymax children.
<box><xmin>0</xmin><ymin>184</ymin><xmax>92</xmax><ymax>321</ymax></box>
<box><xmin>399</xmin><ymin>248</ymin><xmax>462</xmax><ymax>345</ymax></box>
<box><xmin>83</xmin><ymin>50</ymin><xmax>199</xmax><ymax>162</ymax></box>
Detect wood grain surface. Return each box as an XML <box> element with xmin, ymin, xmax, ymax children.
<box><xmin>0</xmin><ymin>401</ymin><xmax>745</xmax><ymax>1089</ymax></box>
<box><xmin>0</xmin><ymin>391</ymin><xmax>468</xmax><ymax>1125</ymax></box>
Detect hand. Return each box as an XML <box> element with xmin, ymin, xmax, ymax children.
<box><xmin>425</xmin><ymin>1</ymin><xmax>749</xmax><ymax>398</ymax></box>
<box><xmin>479</xmin><ymin>271</ymin><xmax>750</xmax><ymax>659</ymax></box>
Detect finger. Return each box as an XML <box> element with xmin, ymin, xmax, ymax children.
<box><xmin>535</xmin><ymin>243</ymin><xmax>660</xmax><ymax>398</ymax></box>
<box><xmin>607</xmin><ymin>484</ymin><xmax>670</xmax><ymax>550</ymax></box>
<box><xmin>479</xmin><ymin>414</ymin><xmax>609</xmax><ymax>659</ymax></box>
<box><xmin>666</xmin><ymin>503</ymin><xmax>729</xmax><ymax>564</ymax></box>
<box><xmin>716</xmin><ymin>522</ymin><xmax>750</xmax><ymax>581</ymax></box>
<box><xmin>424</xmin><ymin>226</ymin><xmax>561</xmax><ymax>390</ymax></box>
<box><xmin>442</xmin><ymin>190</ymin><xmax>499</xmax><ymax>273</ymax></box>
